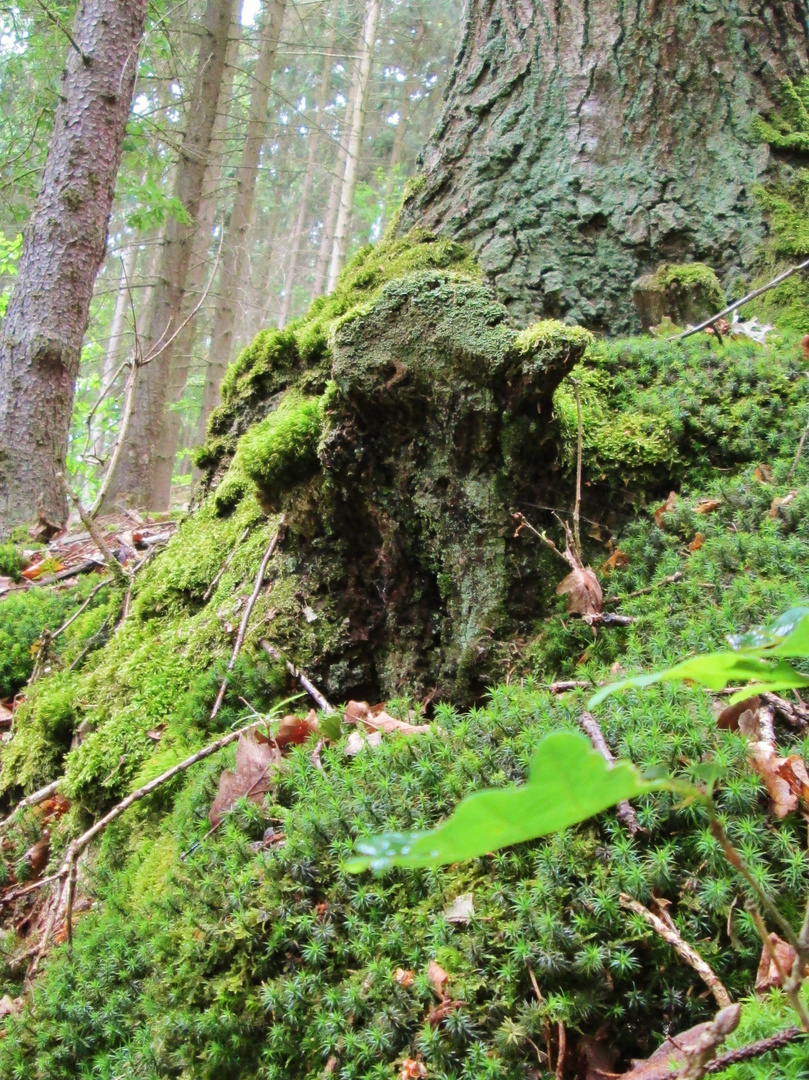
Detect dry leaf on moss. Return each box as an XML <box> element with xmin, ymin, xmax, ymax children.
<box><xmin>345</xmin><ymin>700</ymin><xmax>431</xmax><ymax>735</ymax></box>
<box><xmin>696</xmin><ymin>498</ymin><xmax>722</xmax><ymax>514</ymax></box>
<box><xmin>427</xmin><ymin>960</ymin><xmax>449</xmax><ymax>998</ymax></box>
<box><xmin>400</xmin><ymin>1059</ymin><xmax>427</xmax><ymax>1079</ymax></box>
<box><xmin>688</xmin><ymin>533</ymin><xmax>704</xmax><ymax>552</ymax></box>
<box><xmin>769</xmin><ymin>491</ymin><xmax>798</xmax><ymax>519</ymax></box>
<box><xmin>556</xmin><ymin>567</ymin><xmax>603</xmax><ymax>616</ymax></box>
<box><xmin>754</xmin><ymin>464</ymin><xmax>773</xmax><ymax>483</ymax></box>
<box><xmin>276</xmin><ymin>710</ymin><xmax>319</xmax><ymax>747</ymax></box>
<box><xmin>601</xmin><ymin>549</ymin><xmax>628</xmax><ymax>573</ymax></box>
<box><xmin>394</xmin><ymin>968</ymin><xmax>415</xmax><ymax>987</ymax></box>
<box><xmin>653</xmin><ymin>491</ymin><xmax>677</xmax><ymax>526</ymax></box>
<box><xmin>209</xmin><ymin>731</ymin><xmax>280</xmax><ymax>826</ymax></box>
<box><xmin>755</xmin><ymin>933</ymin><xmax>801</xmax><ymax>994</ymax></box>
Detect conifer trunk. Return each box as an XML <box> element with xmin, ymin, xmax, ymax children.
<box><xmin>399</xmin><ymin>0</ymin><xmax>809</xmax><ymax>334</ymax></box>
<box><xmin>0</xmin><ymin>0</ymin><xmax>148</xmax><ymax>533</ymax></box>
<box><xmin>103</xmin><ymin>0</ymin><xmax>238</xmax><ymax>512</ymax></box>
<box><xmin>326</xmin><ymin>0</ymin><xmax>382</xmax><ymax>293</ymax></box>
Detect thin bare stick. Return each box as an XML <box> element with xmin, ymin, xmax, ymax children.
<box><xmin>259</xmin><ymin>640</ymin><xmax>335</xmax><ymax>713</ymax></box>
<box><xmin>540</xmin><ymin>680</ymin><xmax>592</xmax><ymax>693</ymax></box>
<box><xmin>555</xmin><ymin>1022</ymin><xmax>566</xmax><ymax>1080</ymax></box>
<box><xmin>677</xmin><ymin>257</ymin><xmax>809</xmax><ymax>340</ymax></box>
<box><xmin>619</xmin><ymin>894</ymin><xmax>732</xmax><ymax>1007</ymax></box>
<box><xmin>50</xmin><ymin>578</ymin><xmax>111</xmax><ymax>641</ymax></box>
<box><xmin>703</xmin><ymin>1027</ymin><xmax>803</xmax><ymax>1074</ymax></box>
<box><xmin>88</xmin><ymin>361</ymin><xmax>138</xmax><ymax>518</ymax></box>
<box><xmin>56</xmin><ymin>473</ymin><xmax>128</xmax><ymax>586</ymax></box>
<box><xmin>789</xmin><ymin>410</ymin><xmax>809</xmax><ymax>480</ymax></box>
<box><xmin>571</xmin><ymin>378</ymin><xmax>583</xmax><ymax>562</ymax></box>
<box><xmin>579</xmin><ymin>713</ymin><xmax>640</xmax><ymax>833</ymax></box>
<box><xmin>0</xmin><ymin>779</ymin><xmax>62</xmax><ymax>835</ymax></box>
<box><xmin>203</xmin><ymin>525</ymin><xmax>251</xmax><ymax>602</ymax></box>
<box><xmin>211</xmin><ymin>518</ymin><xmax>286</xmax><ymax>720</ymax></box>
<box><xmin>34</xmin><ymin>0</ymin><xmax>90</xmax><ymax>63</ymax></box>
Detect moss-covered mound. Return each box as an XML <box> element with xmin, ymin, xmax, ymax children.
<box><xmin>3</xmin><ymin>232</ymin><xmax>809</xmax><ymax>1078</ymax></box>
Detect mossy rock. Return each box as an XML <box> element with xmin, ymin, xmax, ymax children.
<box><xmin>632</xmin><ymin>263</ymin><xmax>725</xmax><ymax>330</ymax></box>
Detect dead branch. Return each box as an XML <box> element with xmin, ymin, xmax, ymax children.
<box><xmin>582</xmin><ymin>612</ymin><xmax>636</xmax><ymax>627</ymax></box>
<box><xmin>34</xmin><ymin>0</ymin><xmax>90</xmax><ymax>63</ymax></box>
<box><xmin>25</xmin><ymin>717</ymin><xmax>269</xmax><ymax>971</ymax></box>
<box><xmin>50</xmin><ymin>578</ymin><xmax>112</xmax><ymax>641</ymax></box>
<box><xmin>703</xmin><ymin>1026</ymin><xmax>803</xmax><ymax>1074</ymax></box>
<box><xmin>579</xmin><ymin>712</ymin><xmax>640</xmax><ymax>833</ymax></box>
<box><xmin>610</xmin><ymin>571</ymin><xmax>684</xmax><ymax>604</ymax></box>
<box><xmin>203</xmin><ymin>525</ymin><xmax>252</xmax><ymax>602</ymax></box>
<box><xmin>540</xmin><ymin>680</ymin><xmax>593</xmax><ymax>693</ymax></box>
<box><xmin>210</xmin><ymin>518</ymin><xmax>286</xmax><ymax>720</ymax></box>
<box><xmin>619</xmin><ymin>893</ymin><xmax>732</xmax><ymax>1007</ymax></box>
<box><xmin>56</xmin><ymin>474</ymin><xmax>128</xmax><ymax>586</ymax></box>
<box><xmin>0</xmin><ymin>779</ymin><xmax>62</xmax><ymax>835</ymax></box>
<box><xmin>677</xmin><ymin>1004</ymin><xmax>742</xmax><ymax>1080</ymax></box>
<box><xmin>677</xmin><ymin>257</ymin><xmax>809</xmax><ymax>341</ymax></box>
<box><xmin>259</xmin><ymin>640</ymin><xmax>335</xmax><ymax>713</ymax></box>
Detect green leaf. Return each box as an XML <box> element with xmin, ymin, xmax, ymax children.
<box><xmin>727</xmin><ymin>606</ymin><xmax>809</xmax><ymax>658</ymax></box>
<box><xmin>346</xmin><ymin>731</ymin><xmax>661</xmax><ymax>873</ymax></box>
<box><xmin>588</xmin><ymin>653</ymin><xmax>809</xmax><ymax>709</ymax></box>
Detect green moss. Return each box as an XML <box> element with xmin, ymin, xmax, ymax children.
<box><xmin>752</xmin><ymin>77</ymin><xmax>809</xmax><ymax>154</ymax></box>
<box><xmin>0</xmin><ymin>542</ymin><xmax>23</xmax><ymax>580</ymax></box>
<box><xmin>232</xmin><ymin>392</ymin><xmax>322</xmax><ymax>507</ymax></box>
<box><xmin>0</xmin><ymin>675</ymin><xmax>80</xmax><ymax>794</ymax></box>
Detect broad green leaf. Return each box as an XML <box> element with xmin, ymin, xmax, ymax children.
<box><xmin>588</xmin><ymin>653</ymin><xmax>809</xmax><ymax>709</ymax></box>
<box><xmin>346</xmin><ymin>732</ymin><xmax>660</xmax><ymax>873</ymax></box>
<box><xmin>727</xmin><ymin>606</ymin><xmax>809</xmax><ymax>658</ymax></box>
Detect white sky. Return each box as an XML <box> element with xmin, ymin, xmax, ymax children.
<box><xmin>241</xmin><ymin>0</ymin><xmax>261</xmax><ymax>24</ymax></box>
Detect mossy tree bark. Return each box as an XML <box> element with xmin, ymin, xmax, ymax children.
<box><xmin>0</xmin><ymin>0</ymin><xmax>149</xmax><ymax>534</ymax></box>
<box><xmin>398</xmin><ymin>0</ymin><xmax>809</xmax><ymax>333</ymax></box>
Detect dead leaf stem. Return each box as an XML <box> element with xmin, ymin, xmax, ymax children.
<box><xmin>579</xmin><ymin>712</ymin><xmax>640</xmax><ymax>833</ymax></box>
<box><xmin>618</xmin><ymin>894</ymin><xmax>732</xmax><ymax>1007</ymax></box>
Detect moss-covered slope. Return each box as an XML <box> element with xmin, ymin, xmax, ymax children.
<box><xmin>2</xmin><ymin>235</ymin><xmax>809</xmax><ymax>1078</ymax></box>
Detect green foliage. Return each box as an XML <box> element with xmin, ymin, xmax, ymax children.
<box><xmin>0</xmin><ymin>231</ymin><xmax>21</xmax><ymax>318</ymax></box>
<box><xmin>347</xmin><ymin>732</ymin><xmax>659</xmax><ymax>871</ymax></box>
<box><xmin>0</xmin><ymin>541</ymin><xmax>23</xmax><ymax>580</ymax></box>
<box><xmin>752</xmin><ymin>77</ymin><xmax>809</xmax><ymax>155</ymax></box>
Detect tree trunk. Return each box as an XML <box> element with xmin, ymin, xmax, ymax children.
<box><xmin>197</xmin><ymin>0</ymin><xmax>287</xmax><ymax>468</ymax></box>
<box><xmin>0</xmin><ymin>0</ymin><xmax>148</xmax><ymax>533</ymax></box>
<box><xmin>103</xmin><ymin>0</ymin><xmax>238</xmax><ymax>512</ymax></box>
<box><xmin>326</xmin><ymin>0</ymin><xmax>382</xmax><ymax>293</ymax></box>
<box><xmin>149</xmin><ymin>15</ymin><xmax>242</xmax><ymax>506</ymax></box>
<box><xmin>399</xmin><ymin>0</ymin><xmax>809</xmax><ymax>334</ymax></box>
<box><xmin>312</xmin><ymin>87</ymin><xmax>357</xmax><ymax>298</ymax></box>
<box><xmin>278</xmin><ymin>34</ymin><xmax>335</xmax><ymax>329</ymax></box>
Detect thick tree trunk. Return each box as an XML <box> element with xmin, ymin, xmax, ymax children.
<box><xmin>326</xmin><ymin>0</ymin><xmax>382</xmax><ymax>293</ymax></box>
<box><xmin>399</xmin><ymin>0</ymin><xmax>809</xmax><ymax>334</ymax></box>
<box><xmin>278</xmin><ymin>37</ymin><xmax>335</xmax><ymax>329</ymax></box>
<box><xmin>103</xmin><ymin>0</ymin><xmax>238</xmax><ymax>512</ymax></box>
<box><xmin>0</xmin><ymin>0</ymin><xmax>148</xmax><ymax>533</ymax></box>
<box><xmin>199</xmin><ymin>0</ymin><xmax>287</xmax><ymax>455</ymax></box>
<box><xmin>149</xmin><ymin>16</ymin><xmax>242</xmax><ymax>506</ymax></box>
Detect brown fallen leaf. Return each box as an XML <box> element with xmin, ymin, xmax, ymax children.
<box><xmin>755</xmin><ymin>463</ymin><xmax>774</xmax><ymax>484</ymax></box>
<box><xmin>617</xmin><ymin>1017</ymin><xmax>727</xmax><ymax>1079</ymax></box>
<box><xmin>22</xmin><ymin>836</ymin><xmax>50</xmax><ymax>881</ymax></box>
<box><xmin>801</xmin><ymin>334</ymin><xmax>809</xmax><ymax>361</ymax></box>
<box><xmin>145</xmin><ymin>725</ymin><xmax>165</xmax><ymax>743</ymax></box>
<box><xmin>209</xmin><ymin>731</ymin><xmax>280</xmax><ymax>827</ymax></box>
<box><xmin>0</xmin><ymin>995</ymin><xmax>21</xmax><ymax>1019</ymax></box>
<box><xmin>769</xmin><ymin>490</ymin><xmax>798</xmax><ymax>518</ymax></box>
<box><xmin>653</xmin><ymin>491</ymin><xmax>677</xmax><ymax>527</ymax></box>
<box><xmin>716</xmin><ymin>695</ymin><xmax>760</xmax><ymax>731</ymax></box>
<box><xmin>688</xmin><ymin>532</ymin><xmax>705</xmax><ymax>553</ymax></box>
<box><xmin>275</xmin><ymin>710</ymin><xmax>319</xmax><ymax>747</ymax></box>
<box><xmin>601</xmin><ymin>549</ymin><xmax>628</xmax><ymax>573</ymax></box>
<box><xmin>426</xmin><ymin>999</ymin><xmax>464</xmax><ymax>1026</ymax></box>
<box><xmin>705</xmin><ymin>317</ymin><xmax>731</xmax><ymax>337</ymax></box>
<box><xmin>345</xmin><ymin>700</ymin><xmax>431</xmax><ymax>736</ymax></box>
<box><xmin>394</xmin><ymin>968</ymin><xmax>415</xmax><ymax>987</ymax></box>
<box><xmin>427</xmin><ymin>959</ymin><xmax>449</xmax><ymax>999</ymax></box>
<box><xmin>695</xmin><ymin>498</ymin><xmax>722</xmax><ymax>514</ymax></box>
<box><xmin>755</xmin><ymin>932</ymin><xmax>802</xmax><ymax>994</ymax></box>
<box><xmin>400</xmin><ymin>1059</ymin><xmax>427</xmax><ymax>1079</ymax></box>
<box><xmin>741</xmin><ymin>710</ymin><xmax>807</xmax><ymax>817</ymax></box>
<box><xmin>556</xmin><ymin>566</ymin><xmax>603</xmax><ymax>616</ymax></box>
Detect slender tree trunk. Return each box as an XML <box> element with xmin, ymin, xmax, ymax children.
<box><xmin>398</xmin><ymin>0</ymin><xmax>809</xmax><ymax>334</ymax></box>
<box><xmin>103</xmin><ymin>0</ymin><xmax>238</xmax><ymax>512</ymax></box>
<box><xmin>195</xmin><ymin>0</ymin><xmax>287</xmax><ymax>465</ymax></box>
<box><xmin>312</xmin><ymin>65</ymin><xmax>358</xmax><ymax>297</ymax></box>
<box><xmin>326</xmin><ymin>0</ymin><xmax>381</xmax><ymax>293</ymax></box>
<box><xmin>149</xmin><ymin>15</ymin><xmax>242</xmax><ymax>507</ymax></box>
<box><xmin>0</xmin><ymin>0</ymin><xmax>148</xmax><ymax>533</ymax></box>
<box><xmin>278</xmin><ymin>33</ymin><xmax>334</xmax><ymax>329</ymax></box>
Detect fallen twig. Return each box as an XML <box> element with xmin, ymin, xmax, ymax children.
<box><xmin>210</xmin><ymin>518</ymin><xmax>286</xmax><ymax>721</ymax></box>
<box><xmin>203</xmin><ymin>525</ymin><xmax>251</xmax><ymax>602</ymax></box>
<box><xmin>259</xmin><ymin>640</ymin><xmax>335</xmax><ymax>713</ymax></box>
<box><xmin>56</xmin><ymin>473</ymin><xmax>128</xmax><ymax>587</ymax></box>
<box><xmin>582</xmin><ymin>612</ymin><xmax>636</xmax><ymax>627</ymax></box>
<box><xmin>610</xmin><ymin>571</ymin><xmax>684</xmax><ymax>604</ymax></box>
<box><xmin>25</xmin><ymin>717</ymin><xmax>269</xmax><ymax>972</ymax></box>
<box><xmin>50</xmin><ymin>578</ymin><xmax>112</xmax><ymax>641</ymax></box>
<box><xmin>579</xmin><ymin>712</ymin><xmax>640</xmax><ymax>833</ymax></box>
<box><xmin>677</xmin><ymin>257</ymin><xmax>809</xmax><ymax>341</ymax></box>
<box><xmin>619</xmin><ymin>893</ymin><xmax>732</xmax><ymax>1007</ymax></box>
<box><xmin>540</xmin><ymin>680</ymin><xmax>592</xmax><ymax>693</ymax></box>
<box><xmin>703</xmin><ymin>1026</ymin><xmax>803</xmax><ymax>1073</ymax></box>
<box><xmin>0</xmin><ymin>779</ymin><xmax>62</xmax><ymax>836</ymax></box>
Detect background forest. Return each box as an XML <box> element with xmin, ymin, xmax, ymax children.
<box><xmin>0</xmin><ymin>0</ymin><xmax>459</xmax><ymax>505</ymax></box>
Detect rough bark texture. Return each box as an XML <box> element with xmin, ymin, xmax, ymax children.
<box><xmin>398</xmin><ymin>0</ymin><xmax>809</xmax><ymax>333</ymax></box>
<box><xmin>104</xmin><ymin>0</ymin><xmax>238</xmax><ymax>512</ymax></box>
<box><xmin>0</xmin><ymin>0</ymin><xmax>148</xmax><ymax>533</ymax></box>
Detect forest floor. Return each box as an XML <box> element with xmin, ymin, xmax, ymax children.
<box><xmin>2</xmin><ymin>276</ymin><xmax>809</xmax><ymax>1078</ymax></box>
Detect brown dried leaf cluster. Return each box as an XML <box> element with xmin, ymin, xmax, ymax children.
<box><xmin>209</xmin><ymin>731</ymin><xmax>280</xmax><ymax>827</ymax></box>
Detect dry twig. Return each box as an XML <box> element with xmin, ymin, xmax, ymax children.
<box><xmin>0</xmin><ymin>779</ymin><xmax>62</xmax><ymax>835</ymax></box>
<box><xmin>579</xmin><ymin>713</ymin><xmax>640</xmax><ymax>833</ymax></box>
<box><xmin>619</xmin><ymin>894</ymin><xmax>732</xmax><ymax>1007</ymax></box>
<box><xmin>56</xmin><ymin>473</ymin><xmax>128</xmax><ymax>586</ymax></box>
<box><xmin>203</xmin><ymin>525</ymin><xmax>252</xmax><ymax>602</ymax></box>
<box><xmin>210</xmin><ymin>518</ymin><xmax>286</xmax><ymax>720</ymax></box>
<box><xmin>259</xmin><ymin>640</ymin><xmax>335</xmax><ymax>713</ymax></box>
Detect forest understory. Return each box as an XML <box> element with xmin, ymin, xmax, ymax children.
<box><xmin>3</xmin><ymin>222</ymin><xmax>809</xmax><ymax>1078</ymax></box>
